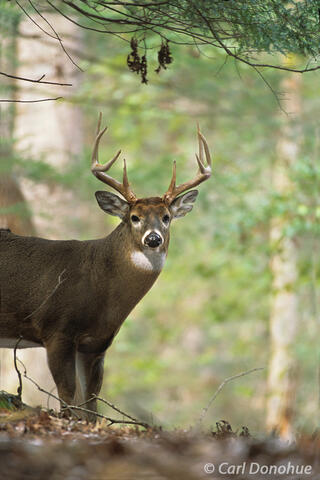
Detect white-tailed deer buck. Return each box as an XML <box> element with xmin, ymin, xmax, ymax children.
<box><xmin>0</xmin><ymin>114</ymin><xmax>211</xmax><ymax>419</ymax></box>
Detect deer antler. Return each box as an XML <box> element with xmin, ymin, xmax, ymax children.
<box><xmin>91</xmin><ymin>113</ymin><xmax>137</xmax><ymax>203</ymax></box>
<box><xmin>162</xmin><ymin>124</ymin><xmax>212</xmax><ymax>205</ymax></box>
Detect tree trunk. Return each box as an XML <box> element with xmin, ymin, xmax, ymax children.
<box><xmin>14</xmin><ymin>13</ymin><xmax>85</xmax><ymax>239</ymax></box>
<box><xmin>266</xmin><ymin>67</ymin><xmax>301</xmax><ymax>440</ymax></box>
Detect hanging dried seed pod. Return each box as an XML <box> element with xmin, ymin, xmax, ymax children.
<box><xmin>127</xmin><ymin>37</ymin><xmax>149</xmax><ymax>83</ymax></box>
<box><xmin>155</xmin><ymin>40</ymin><xmax>173</xmax><ymax>74</ymax></box>
<box><xmin>127</xmin><ymin>37</ymin><xmax>141</xmax><ymax>74</ymax></box>
<box><xmin>140</xmin><ymin>55</ymin><xmax>148</xmax><ymax>84</ymax></box>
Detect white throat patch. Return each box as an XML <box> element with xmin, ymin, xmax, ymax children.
<box><xmin>130</xmin><ymin>250</ymin><xmax>166</xmax><ymax>272</ymax></box>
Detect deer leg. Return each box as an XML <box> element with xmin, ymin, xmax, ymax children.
<box><xmin>75</xmin><ymin>351</ymin><xmax>105</xmax><ymax>422</ymax></box>
<box><xmin>45</xmin><ymin>336</ymin><xmax>76</xmax><ymax>411</ymax></box>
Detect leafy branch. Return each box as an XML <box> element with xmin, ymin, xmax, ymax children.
<box><xmin>40</xmin><ymin>0</ymin><xmax>320</xmax><ymax>77</ymax></box>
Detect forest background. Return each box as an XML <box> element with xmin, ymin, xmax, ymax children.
<box><xmin>0</xmin><ymin>1</ymin><xmax>320</xmax><ymax>440</ymax></box>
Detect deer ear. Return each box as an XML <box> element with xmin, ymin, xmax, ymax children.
<box><xmin>169</xmin><ymin>190</ymin><xmax>199</xmax><ymax>219</ymax></box>
<box><xmin>95</xmin><ymin>191</ymin><xmax>129</xmax><ymax>219</ymax></box>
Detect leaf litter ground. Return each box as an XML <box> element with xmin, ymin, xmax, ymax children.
<box><xmin>0</xmin><ymin>392</ymin><xmax>319</xmax><ymax>479</ymax></box>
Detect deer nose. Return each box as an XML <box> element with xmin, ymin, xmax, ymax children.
<box><xmin>144</xmin><ymin>231</ymin><xmax>162</xmax><ymax>248</ymax></box>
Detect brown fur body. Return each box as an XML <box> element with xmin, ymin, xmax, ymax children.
<box><xmin>0</xmin><ymin>196</ymin><xmax>173</xmax><ymax>416</ymax></box>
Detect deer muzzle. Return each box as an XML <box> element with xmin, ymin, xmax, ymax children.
<box><xmin>144</xmin><ymin>231</ymin><xmax>163</xmax><ymax>248</ymax></box>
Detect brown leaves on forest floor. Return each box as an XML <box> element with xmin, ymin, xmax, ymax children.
<box><xmin>1</xmin><ymin>411</ymin><xmax>320</xmax><ymax>480</ymax></box>
<box><xmin>1</xmin><ymin>408</ymin><xmax>148</xmax><ymax>441</ymax></box>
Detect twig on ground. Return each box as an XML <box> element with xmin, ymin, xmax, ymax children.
<box><xmin>13</xmin><ymin>337</ymin><xmax>23</xmax><ymax>400</ymax></box>
<box><xmin>197</xmin><ymin>367</ymin><xmax>264</xmax><ymax>426</ymax></box>
<box><xmin>46</xmin><ymin>385</ymin><xmax>57</xmax><ymax>410</ymax></box>
<box><xmin>16</xmin><ymin>357</ymin><xmax>80</xmax><ymax>419</ymax></box>
<box><xmin>74</xmin><ymin>394</ymin><xmax>150</xmax><ymax>426</ymax></box>
<box><xmin>92</xmin><ymin>395</ymin><xmax>142</xmax><ymax>424</ymax></box>
<box><xmin>17</xmin><ymin>358</ymin><xmax>68</xmax><ymax>407</ymax></box>
<box><xmin>61</xmin><ymin>403</ymin><xmax>151</xmax><ymax>428</ymax></box>
<box><xmin>15</xmin><ymin>357</ymin><xmax>150</xmax><ymax>428</ymax></box>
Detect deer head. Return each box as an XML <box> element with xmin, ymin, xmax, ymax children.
<box><xmin>91</xmin><ymin>113</ymin><xmax>212</xmax><ymax>258</ymax></box>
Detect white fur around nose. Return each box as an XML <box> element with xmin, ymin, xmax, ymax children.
<box><xmin>130</xmin><ymin>250</ymin><xmax>166</xmax><ymax>272</ymax></box>
<box><xmin>142</xmin><ymin>229</ymin><xmax>164</xmax><ymax>246</ymax></box>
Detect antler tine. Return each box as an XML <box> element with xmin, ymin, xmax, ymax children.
<box><xmin>96</xmin><ymin>111</ymin><xmax>102</xmax><ymax>135</ymax></box>
<box><xmin>91</xmin><ymin>125</ymin><xmax>109</xmax><ymax>169</ymax></box>
<box><xmin>163</xmin><ymin>126</ymin><xmax>212</xmax><ymax>205</ymax></box>
<box><xmin>168</xmin><ymin>160</ymin><xmax>177</xmax><ymax>192</ymax></box>
<box><xmin>123</xmin><ymin>159</ymin><xmax>129</xmax><ymax>188</ymax></box>
<box><xmin>198</xmin><ymin>131</ymin><xmax>212</xmax><ymax>170</ymax></box>
<box><xmin>91</xmin><ymin>113</ymin><xmax>137</xmax><ymax>203</ymax></box>
<box><xmin>197</xmin><ymin>122</ymin><xmax>204</xmax><ymax>165</ymax></box>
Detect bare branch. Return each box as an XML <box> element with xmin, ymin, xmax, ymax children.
<box><xmin>0</xmin><ymin>97</ymin><xmax>63</xmax><ymax>103</ymax></box>
<box><xmin>60</xmin><ymin>394</ymin><xmax>151</xmax><ymax>427</ymax></box>
<box><xmin>13</xmin><ymin>337</ymin><xmax>23</xmax><ymax>400</ymax></box>
<box><xmin>61</xmin><ymin>403</ymin><xmax>151</xmax><ymax>428</ymax></box>
<box><xmin>0</xmin><ymin>71</ymin><xmax>72</xmax><ymax>87</ymax></box>
<box><xmin>16</xmin><ymin>357</ymin><xmax>81</xmax><ymax>419</ymax></box>
<box><xmin>27</xmin><ymin>0</ymin><xmax>83</xmax><ymax>72</ymax></box>
<box><xmin>15</xmin><ymin>0</ymin><xmax>59</xmax><ymax>41</ymax></box>
<box><xmin>15</xmin><ymin>355</ymin><xmax>151</xmax><ymax>428</ymax></box>
<box><xmin>92</xmin><ymin>395</ymin><xmax>142</xmax><ymax>424</ymax></box>
<box><xmin>197</xmin><ymin>367</ymin><xmax>264</xmax><ymax>426</ymax></box>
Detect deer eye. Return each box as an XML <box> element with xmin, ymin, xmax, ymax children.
<box><xmin>162</xmin><ymin>214</ymin><xmax>170</xmax><ymax>225</ymax></box>
<box><xmin>131</xmin><ymin>215</ymin><xmax>140</xmax><ymax>223</ymax></box>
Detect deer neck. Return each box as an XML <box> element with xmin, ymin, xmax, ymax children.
<box><xmin>105</xmin><ymin>222</ymin><xmax>167</xmax><ymax>289</ymax></box>
<box><xmin>92</xmin><ymin>222</ymin><xmax>167</xmax><ymax>324</ymax></box>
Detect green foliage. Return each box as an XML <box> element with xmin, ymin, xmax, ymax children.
<box><xmin>65</xmin><ymin>0</ymin><xmax>320</xmax><ymax>58</ymax></box>
<box><xmin>211</xmin><ymin>0</ymin><xmax>320</xmax><ymax>57</ymax></box>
